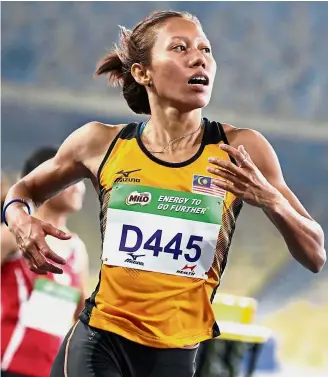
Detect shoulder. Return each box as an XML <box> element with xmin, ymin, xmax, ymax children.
<box><xmin>222</xmin><ymin>123</ymin><xmax>275</xmax><ymax>156</ymax></box>
<box><xmin>67</xmin><ymin>121</ymin><xmax>126</xmax><ymax>155</ymax></box>
<box><xmin>221</xmin><ymin>123</ymin><xmax>281</xmax><ymax>175</ymax></box>
<box><xmin>54</xmin><ymin>121</ymin><xmax>127</xmax><ymax>174</ymax></box>
<box><xmin>81</xmin><ymin>121</ymin><xmax>126</xmax><ymax>153</ymax></box>
<box><xmin>80</xmin><ymin>121</ymin><xmax>126</xmax><ymax>137</ymax></box>
<box><xmin>222</xmin><ymin>123</ymin><xmax>265</xmax><ymax>147</ymax></box>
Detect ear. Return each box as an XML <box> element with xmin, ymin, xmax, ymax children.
<box><xmin>131</xmin><ymin>63</ymin><xmax>152</xmax><ymax>87</ymax></box>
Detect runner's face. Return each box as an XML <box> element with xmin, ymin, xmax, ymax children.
<box><xmin>49</xmin><ymin>181</ymin><xmax>86</xmax><ymax>213</ymax></box>
<box><xmin>149</xmin><ymin>17</ymin><xmax>216</xmax><ymax>111</ymax></box>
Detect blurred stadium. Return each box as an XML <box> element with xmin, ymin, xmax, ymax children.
<box><xmin>1</xmin><ymin>2</ymin><xmax>327</xmax><ymax>376</ymax></box>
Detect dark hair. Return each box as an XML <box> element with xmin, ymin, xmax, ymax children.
<box><xmin>21</xmin><ymin>147</ymin><xmax>58</xmax><ymax>177</ymax></box>
<box><xmin>95</xmin><ymin>10</ymin><xmax>201</xmax><ymax>115</ymax></box>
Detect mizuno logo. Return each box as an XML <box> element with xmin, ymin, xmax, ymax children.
<box><xmin>116</xmin><ymin>169</ymin><xmax>142</xmax><ymax>178</ymax></box>
<box><xmin>126</xmin><ymin>253</ymin><xmax>145</xmax><ymax>261</ymax></box>
<box><xmin>124</xmin><ymin>253</ymin><xmax>145</xmax><ymax>266</ymax></box>
<box><xmin>114</xmin><ymin>169</ymin><xmax>142</xmax><ymax>184</ymax></box>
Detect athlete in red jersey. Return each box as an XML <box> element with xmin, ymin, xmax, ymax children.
<box><xmin>1</xmin><ymin>147</ymin><xmax>89</xmax><ymax>377</ymax></box>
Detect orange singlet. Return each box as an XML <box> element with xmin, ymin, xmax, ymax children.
<box><xmin>80</xmin><ymin>118</ymin><xmax>243</xmax><ymax>348</ymax></box>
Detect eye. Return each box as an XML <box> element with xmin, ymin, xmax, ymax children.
<box><xmin>173</xmin><ymin>45</ymin><xmax>187</xmax><ymax>52</ymax></box>
<box><xmin>201</xmin><ymin>47</ymin><xmax>211</xmax><ymax>54</ymax></box>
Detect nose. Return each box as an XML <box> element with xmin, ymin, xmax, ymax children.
<box><xmin>188</xmin><ymin>49</ymin><xmax>206</xmax><ymax>69</ymax></box>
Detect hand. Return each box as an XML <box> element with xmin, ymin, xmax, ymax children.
<box><xmin>9</xmin><ymin>214</ymin><xmax>70</xmax><ymax>274</ymax></box>
<box><xmin>207</xmin><ymin>144</ymin><xmax>283</xmax><ymax>208</ymax></box>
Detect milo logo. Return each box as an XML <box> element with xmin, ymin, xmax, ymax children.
<box><xmin>126</xmin><ymin>191</ymin><xmax>151</xmax><ymax>206</ymax></box>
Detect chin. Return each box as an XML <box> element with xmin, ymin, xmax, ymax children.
<box><xmin>182</xmin><ymin>90</ymin><xmax>211</xmax><ymax>110</ymax></box>
<box><xmin>193</xmin><ymin>97</ymin><xmax>209</xmax><ymax>109</ymax></box>
<box><xmin>178</xmin><ymin>98</ymin><xmax>209</xmax><ymax>112</ymax></box>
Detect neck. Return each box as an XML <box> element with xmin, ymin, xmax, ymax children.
<box><xmin>36</xmin><ymin>205</ymin><xmax>68</xmax><ymax>231</ymax></box>
<box><xmin>144</xmin><ymin>105</ymin><xmax>203</xmax><ymax>147</ymax></box>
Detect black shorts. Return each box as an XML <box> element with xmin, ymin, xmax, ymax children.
<box><xmin>51</xmin><ymin>321</ymin><xmax>198</xmax><ymax>377</ymax></box>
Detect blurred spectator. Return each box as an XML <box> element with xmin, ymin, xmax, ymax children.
<box><xmin>1</xmin><ymin>147</ymin><xmax>89</xmax><ymax>377</ymax></box>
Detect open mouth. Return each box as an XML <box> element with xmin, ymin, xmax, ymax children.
<box><xmin>188</xmin><ymin>74</ymin><xmax>209</xmax><ymax>86</ymax></box>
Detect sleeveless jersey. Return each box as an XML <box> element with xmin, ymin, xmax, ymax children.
<box><xmin>81</xmin><ymin>119</ymin><xmax>243</xmax><ymax>348</ymax></box>
<box><xmin>1</xmin><ymin>236</ymin><xmax>82</xmax><ymax>377</ymax></box>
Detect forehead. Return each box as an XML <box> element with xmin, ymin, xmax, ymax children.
<box><xmin>154</xmin><ymin>17</ymin><xmax>209</xmax><ymax>44</ymax></box>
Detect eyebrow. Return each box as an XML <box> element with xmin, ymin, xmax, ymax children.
<box><xmin>170</xmin><ymin>36</ymin><xmax>210</xmax><ymax>44</ymax></box>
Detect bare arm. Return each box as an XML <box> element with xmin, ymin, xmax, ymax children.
<box><xmin>5</xmin><ymin>125</ymin><xmax>93</xmax><ymax>223</ymax></box>
<box><xmin>4</xmin><ymin>121</ymin><xmax>121</xmax><ymax>274</ymax></box>
<box><xmin>242</xmin><ymin>130</ymin><xmax>325</xmax><ymax>273</ymax></box>
<box><xmin>208</xmin><ymin>127</ymin><xmax>326</xmax><ymax>273</ymax></box>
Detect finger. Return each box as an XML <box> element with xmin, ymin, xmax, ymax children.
<box><xmin>238</xmin><ymin>145</ymin><xmax>246</xmax><ymax>154</ymax></box>
<box><xmin>42</xmin><ymin>261</ymin><xmax>64</xmax><ymax>274</ymax></box>
<box><xmin>219</xmin><ymin>144</ymin><xmax>252</xmax><ymax>167</ymax></box>
<box><xmin>208</xmin><ymin>157</ymin><xmax>245</xmax><ymax>176</ymax></box>
<box><xmin>206</xmin><ymin>166</ymin><xmax>240</xmax><ymax>185</ymax></box>
<box><xmin>24</xmin><ymin>242</ymin><xmax>63</xmax><ymax>274</ymax></box>
<box><xmin>238</xmin><ymin>145</ymin><xmax>252</xmax><ymax>165</ymax></box>
<box><xmin>23</xmin><ymin>243</ymin><xmax>48</xmax><ymax>268</ymax></box>
<box><xmin>26</xmin><ymin>251</ymin><xmax>63</xmax><ymax>274</ymax></box>
<box><xmin>42</xmin><ymin>222</ymin><xmax>71</xmax><ymax>240</ymax></box>
<box><xmin>212</xmin><ymin>178</ymin><xmax>244</xmax><ymax>198</ymax></box>
<box><xmin>37</xmin><ymin>239</ymin><xmax>66</xmax><ymax>265</ymax></box>
<box><xmin>26</xmin><ymin>259</ymin><xmax>48</xmax><ymax>275</ymax></box>
<box><xmin>219</xmin><ymin>144</ymin><xmax>244</xmax><ymax>161</ymax></box>
<box><xmin>238</xmin><ymin>145</ymin><xmax>250</xmax><ymax>158</ymax></box>
<box><xmin>30</xmin><ymin>266</ymin><xmax>48</xmax><ymax>275</ymax></box>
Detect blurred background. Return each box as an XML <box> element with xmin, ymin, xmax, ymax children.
<box><xmin>1</xmin><ymin>2</ymin><xmax>327</xmax><ymax>376</ymax></box>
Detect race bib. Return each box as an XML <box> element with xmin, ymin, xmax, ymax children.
<box><xmin>20</xmin><ymin>278</ymin><xmax>80</xmax><ymax>337</ymax></box>
<box><xmin>102</xmin><ymin>184</ymin><xmax>223</xmax><ymax>279</ymax></box>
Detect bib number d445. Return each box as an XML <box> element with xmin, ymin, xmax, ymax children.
<box><xmin>102</xmin><ymin>184</ymin><xmax>223</xmax><ymax>278</ymax></box>
<box><xmin>119</xmin><ymin>224</ymin><xmax>203</xmax><ymax>263</ymax></box>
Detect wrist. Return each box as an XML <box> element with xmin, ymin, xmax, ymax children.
<box><xmin>262</xmin><ymin>189</ymin><xmax>288</xmax><ymax>213</ymax></box>
<box><xmin>3</xmin><ymin>199</ymin><xmax>34</xmax><ymax>228</ymax></box>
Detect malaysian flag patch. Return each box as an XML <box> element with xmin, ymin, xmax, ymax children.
<box><xmin>192</xmin><ymin>175</ymin><xmax>226</xmax><ymax>199</ymax></box>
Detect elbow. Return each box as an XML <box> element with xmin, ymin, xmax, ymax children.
<box><xmin>309</xmin><ymin>225</ymin><xmax>326</xmax><ymax>273</ymax></box>
<box><xmin>308</xmin><ymin>252</ymin><xmax>326</xmax><ymax>273</ymax></box>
